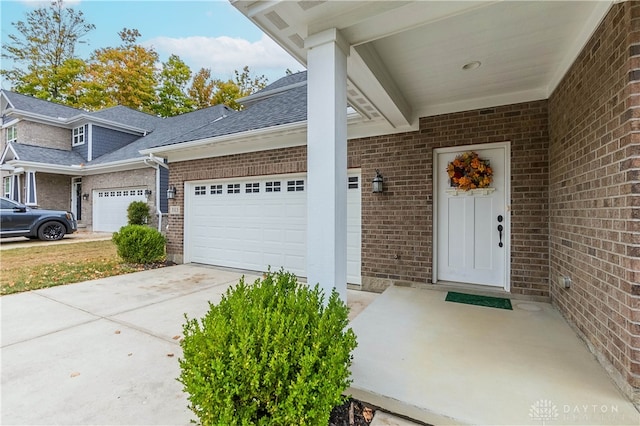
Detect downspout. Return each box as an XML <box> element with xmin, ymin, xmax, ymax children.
<box><xmin>143</xmin><ymin>155</ymin><xmax>168</xmax><ymax>232</ymax></box>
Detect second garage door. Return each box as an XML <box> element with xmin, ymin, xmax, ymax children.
<box><xmin>185</xmin><ymin>172</ymin><xmax>361</xmax><ymax>284</ymax></box>
<box><xmin>93</xmin><ymin>188</ymin><xmax>147</xmax><ymax>232</ymax></box>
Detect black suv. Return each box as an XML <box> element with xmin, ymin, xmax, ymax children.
<box><xmin>0</xmin><ymin>197</ymin><xmax>77</xmax><ymax>241</ymax></box>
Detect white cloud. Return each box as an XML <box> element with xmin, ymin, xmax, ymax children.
<box><xmin>144</xmin><ymin>33</ymin><xmax>304</xmax><ymax>81</ymax></box>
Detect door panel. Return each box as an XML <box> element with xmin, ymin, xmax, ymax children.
<box><xmin>185</xmin><ymin>172</ymin><xmax>362</xmax><ymax>284</ymax></box>
<box><xmin>436</xmin><ymin>144</ymin><xmax>509</xmax><ymax>288</ymax></box>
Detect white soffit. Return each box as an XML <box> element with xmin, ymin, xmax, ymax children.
<box><xmin>232</xmin><ymin>0</ymin><xmax>612</xmax><ymax>122</ymax></box>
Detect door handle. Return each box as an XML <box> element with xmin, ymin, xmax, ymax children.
<box><xmin>497</xmin><ymin>224</ymin><xmax>504</xmax><ymax>247</ymax></box>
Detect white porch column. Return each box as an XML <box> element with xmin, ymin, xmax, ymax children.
<box><xmin>305</xmin><ymin>29</ymin><xmax>349</xmax><ymax>302</ymax></box>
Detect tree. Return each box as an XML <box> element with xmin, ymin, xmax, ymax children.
<box><xmin>187</xmin><ymin>68</ymin><xmax>216</xmax><ymax>110</ymax></box>
<box><xmin>233</xmin><ymin>66</ymin><xmax>268</xmax><ymax>98</ymax></box>
<box><xmin>188</xmin><ymin>65</ymin><xmax>268</xmax><ymax>111</ymax></box>
<box><xmin>153</xmin><ymin>54</ymin><xmax>194</xmax><ymax>117</ymax></box>
<box><xmin>212</xmin><ymin>66</ymin><xmax>268</xmax><ymax>110</ymax></box>
<box><xmin>1</xmin><ymin>0</ymin><xmax>95</xmax><ymax>103</ymax></box>
<box><xmin>79</xmin><ymin>28</ymin><xmax>158</xmax><ymax>112</ymax></box>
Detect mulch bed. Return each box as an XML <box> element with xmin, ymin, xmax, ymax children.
<box><xmin>329</xmin><ymin>398</ymin><xmax>376</xmax><ymax>426</ymax></box>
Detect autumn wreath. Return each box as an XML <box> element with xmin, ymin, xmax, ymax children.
<box><xmin>447</xmin><ymin>151</ymin><xmax>493</xmax><ymax>191</ymax></box>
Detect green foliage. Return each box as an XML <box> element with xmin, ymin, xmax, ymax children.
<box><xmin>80</xmin><ymin>28</ymin><xmax>159</xmax><ymax>112</ymax></box>
<box><xmin>153</xmin><ymin>54</ymin><xmax>194</xmax><ymax>117</ymax></box>
<box><xmin>187</xmin><ymin>68</ymin><xmax>216</xmax><ymax>110</ymax></box>
<box><xmin>112</xmin><ymin>225</ymin><xmax>165</xmax><ymax>264</ymax></box>
<box><xmin>3</xmin><ymin>1</ymin><xmax>270</xmax><ymax>116</ymax></box>
<box><xmin>126</xmin><ymin>201</ymin><xmax>150</xmax><ymax>225</ymax></box>
<box><xmin>179</xmin><ymin>270</ymin><xmax>357</xmax><ymax>426</ymax></box>
<box><xmin>187</xmin><ymin>65</ymin><xmax>268</xmax><ymax>111</ymax></box>
<box><xmin>1</xmin><ymin>0</ymin><xmax>94</xmax><ymax>102</ymax></box>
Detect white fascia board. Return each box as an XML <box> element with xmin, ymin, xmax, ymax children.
<box><xmin>0</xmin><ymin>143</ymin><xmax>19</xmax><ymax>163</ymax></box>
<box><xmin>1</xmin><ymin>91</ymin><xmax>15</xmax><ymax>109</ymax></box>
<box><xmin>4</xmin><ymin>110</ymin><xmax>148</xmax><ymax>135</ymax></box>
<box><xmin>81</xmin><ymin>158</ymin><xmax>150</xmax><ymax>175</ymax></box>
<box><xmin>144</xmin><ymin>114</ymin><xmax>415</xmax><ymax>163</ymax></box>
<box><xmin>416</xmin><ymin>88</ymin><xmax>548</xmax><ymax>119</ymax></box>
<box><xmin>1</xmin><ymin>118</ymin><xmax>20</xmax><ymax>129</ymax></box>
<box><xmin>66</xmin><ymin>114</ymin><xmax>148</xmax><ymax>135</ymax></box>
<box><xmin>5</xmin><ymin>160</ymin><xmax>86</xmax><ymax>176</ymax></box>
<box><xmin>6</xmin><ymin>157</ymin><xmax>149</xmax><ymax>176</ymax></box>
<box><xmin>142</xmin><ymin>121</ymin><xmax>308</xmax><ymax>158</ymax></box>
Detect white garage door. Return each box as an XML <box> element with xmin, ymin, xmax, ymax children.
<box><xmin>93</xmin><ymin>188</ymin><xmax>147</xmax><ymax>232</ymax></box>
<box><xmin>185</xmin><ymin>172</ymin><xmax>362</xmax><ymax>284</ymax></box>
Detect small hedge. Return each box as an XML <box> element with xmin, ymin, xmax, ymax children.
<box><xmin>112</xmin><ymin>225</ymin><xmax>165</xmax><ymax>264</ymax></box>
<box><xmin>179</xmin><ymin>269</ymin><xmax>357</xmax><ymax>426</ymax></box>
<box><xmin>127</xmin><ymin>201</ymin><xmax>150</xmax><ymax>225</ymax></box>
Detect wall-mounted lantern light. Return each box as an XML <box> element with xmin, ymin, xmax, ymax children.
<box><xmin>372</xmin><ymin>170</ymin><xmax>384</xmax><ymax>193</ymax></box>
<box><xmin>82</xmin><ymin>193</ymin><xmax>89</xmax><ymax>201</ymax></box>
<box><xmin>167</xmin><ymin>185</ymin><xmax>177</xmax><ymax>200</ymax></box>
<box><xmin>145</xmin><ymin>189</ymin><xmax>152</xmax><ymax>196</ymax></box>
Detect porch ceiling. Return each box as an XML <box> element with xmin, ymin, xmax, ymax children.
<box><xmin>231</xmin><ymin>0</ymin><xmax>612</xmax><ymax>131</ymax></box>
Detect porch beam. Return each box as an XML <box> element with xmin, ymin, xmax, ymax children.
<box><xmin>305</xmin><ymin>28</ymin><xmax>349</xmax><ymax>302</ymax></box>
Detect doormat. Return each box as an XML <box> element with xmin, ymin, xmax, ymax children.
<box><xmin>445</xmin><ymin>291</ymin><xmax>513</xmax><ymax>310</ymax></box>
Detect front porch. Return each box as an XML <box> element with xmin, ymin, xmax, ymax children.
<box><xmin>349</xmin><ymin>286</ymin><xmax>640</xmax><ymax>425</ymax></box>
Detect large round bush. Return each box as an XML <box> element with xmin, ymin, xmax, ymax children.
<box><xmin>112</xmin><ymin>224</ymin><xmax>165</xmax><ymax>264</ymax></box>
<box><xmin>179</xmin><ymin>269</ymin><xmax>357</xmax><ymax>425</ymax></box>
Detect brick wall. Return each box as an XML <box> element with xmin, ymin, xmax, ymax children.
<box><xmin>83</xmin><ymin>169</ymin><xmax>157</xmax><ymax>229</ymax></box>
<box><xmin>19</xmin><ymin>121</ymin><xmax>71</xmax><ymax>151</ymax></box>
<box><xmin>351</xmin><ymin>101</ymin><xmax>549</xmax><ymax>296</ymax></box>
<box><xmin>167</xmin><ymin>102</ymin><xmax>549</xmax><ymax>297</ymax></box>
<box><xmin>36</xmin><ymin>173</ymin><xmax>71</xmax><ymax>211</ymax></box>
<box><xmin>166</xmin><ymin>146</ymin><xmax>307</xmax><ymax>262</ymax></box>
<box><xmin>549</xmin><ymin>2</ymin><xmax>640</xmax><ymax>403</ymax></box>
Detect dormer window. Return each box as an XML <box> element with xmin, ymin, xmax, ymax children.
<box><xmin>72</xmin><ymin>126</ymin><xmax>85</xmax><ymax>146</ymax></box>
<box><xmin>5</xmin><ymin>126</ymin><xmax>17</xmax><ymax>143</ymax></box>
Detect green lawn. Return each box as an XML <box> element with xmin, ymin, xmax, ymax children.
<box><xmin>0</xmin><ymin>240</ymin><xmax>144</xmax><ymax>295</ymax></box>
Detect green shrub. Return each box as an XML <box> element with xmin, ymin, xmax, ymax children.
<box><xmin>112</xmin><ymin>225</ymin><xmax>165</xmax><ymax>264</ymax></box>
<box><xmin>127</xmin><ymin>201</ymin><xmax>150</xmax><ymax>225</ymax></box>
<box><xmin>179</xmin><ymin>269</ymin><xmax>357</xmax><ymax>426</ymax></box>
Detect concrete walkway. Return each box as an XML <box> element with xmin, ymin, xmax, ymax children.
<box><xmin>0</xmin><ymin>264</ymin><xmax>381</xmax><ymax>425</ymax></box>
<box><xmin>5</xmin><ymin>264</ymin><xmax>635</xmax><ymax>425</ymax></box>
<box><xmin>348</xmin><ymin>286</ymin><xmax>640</xmax><ymax>425</ymax></box>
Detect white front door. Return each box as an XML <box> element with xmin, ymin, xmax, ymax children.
<box><xmin>72</xmin><ymin>178</ymin><xmax>82</xmax><ymax>221</ymax></box>
<box><xmin>434</xmin><ymin>142</ymin><xmax>510</xmax><ymax>289</ymax></box>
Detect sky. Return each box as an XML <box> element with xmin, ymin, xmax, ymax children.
<box><xmin>0</xmin><ymin>0</ymin><xmax>305</xmax><ymax>90</ymax></box>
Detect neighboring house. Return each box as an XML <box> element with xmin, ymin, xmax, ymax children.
<box><xmin>143</xmin><ymin>1</ymin><xmax>640</xmax><ymax>408</ymax></box>
<box><xmin>0</xmin><ymin>91</ymin><xmax>232</xmax><ymax>232</ymax></box>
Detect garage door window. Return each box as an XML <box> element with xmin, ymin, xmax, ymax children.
<box><xmin>265</xmin><ymin>181</ymin><xmax>281</xmax><ymax>192</ymax></box>
<box><xmin>245</xmin><ymin>182</ymin><xmax>259</xmax><ymax>193</ymax></box>
<box><xmin>227</xmin><ymin>184</ymin><xmax>240</xmax><ymax>194</ymax></box>
<box><xmin>194</xmin><ymin>186</ymin><xmax>207</xmax><ymax>196</ymax></box>
<box><xmin>210</xmin><ymin>185</ymin><xmax>223</xmax><ymax>195</ymax></box>
<box><xmin>287</xmin><ymin>180</ymin><xmax>304</xmax><ymax>192</ymax></box>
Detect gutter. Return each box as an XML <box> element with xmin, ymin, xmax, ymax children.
<box><xmin>141</xmin><ymin>120</ymin><xmax>308</xmax><ymax>156</ymax></box>
<box><xmin>4</xmin><ymin>108</ymin><xmax>149</xmax><ymax>135</ymax></box>
<box><xmin>143</xmin><ymin>155</ymin><xmax>167</xmax><ymax>232</ymax></box>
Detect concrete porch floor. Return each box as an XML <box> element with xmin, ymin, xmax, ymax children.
<box><xmin>348</xmin><ymin>285</ymin><xmax>640</xmax><ymax>425</ymax></box>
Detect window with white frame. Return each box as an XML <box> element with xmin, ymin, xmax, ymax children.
<box><xmin>3</xmin><ymin>177</ymin><xmax>11</xmax><ymax>198</ymax></box>
<box><xmin>5</xmin><ymin>126</ymin><xmax>17</xmax><ymax>144</ymax></box>
<box><xmin>72</xmin><ymin>126</ymin><xmax>85</xmax><ymax>146</ymax></box>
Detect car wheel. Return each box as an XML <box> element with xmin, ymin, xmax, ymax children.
<box><xmin>38</xmin><ymin>221</ymin><xmax>66</xmax><ymax>241</ymax></box>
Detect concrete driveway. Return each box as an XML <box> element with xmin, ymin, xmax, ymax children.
<box><xmin>0</xmin><ymin>264</ymin><xmax>377</xmax><ymax>425</ymax></box>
